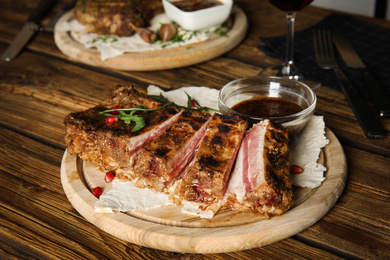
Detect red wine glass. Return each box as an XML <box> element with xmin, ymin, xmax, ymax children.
<box><xmin>263</xmin><ymin>0</ymin><xmax>320</xmax><ymax>89</ymax></box>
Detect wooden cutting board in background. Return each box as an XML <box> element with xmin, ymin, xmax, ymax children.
<box><xmin>61</xmin><ymin>128</ymin><xmax>347</xmax><ymax>253</ymax></box>
<box><xmin>54</xmin><ymin>7</ymin><xmax>248</xmax><ymax>71</ymax></box>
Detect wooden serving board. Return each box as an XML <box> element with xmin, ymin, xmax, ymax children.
<box><xmin>54</xmin><ymin>7</ymin><xmax>248</xmax><ymax>71</ymax></box>
<box><xmin>61</xmin><ymin>127</ymin><xmax>347</xmax><ymax>254</ymax></box>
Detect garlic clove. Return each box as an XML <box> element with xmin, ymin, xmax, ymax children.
<box><xmin>130</xmin><ymin>23</ymin><xmax>157</xmax><ymax>43</ymax></box>
<box><xmin>139</xmin><ymin>28</ymin><xmax>157</xmax><ymax>43</ymax></box>
<box><xmin>159</xmin><ymin>23</ymin><xmax>177</xmax><ymax>42</ymax></box>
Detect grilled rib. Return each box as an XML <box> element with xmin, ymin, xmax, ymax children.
<box><xmin>173</xmin><ymin>114</ymin><xmax>247</xmax><ymax>207</ymax></box>
<box><xmin>74</xmin><ymin>0</ymin><xmax>164</xmax><ymax>37</ymax></box>
<box><xmin>133</xmin><ymin>110</ymin><xmax>212</xmax><ymax>192</ymax></box>
<box><xmin>64</xmin><ymin>84</ymin><xmax>182</xmax><ymax>176</ymax></box>
<box><xmin>223</xmin><ymin>119</ymin><xmax>293</xmax><ymax>218</ymax></box>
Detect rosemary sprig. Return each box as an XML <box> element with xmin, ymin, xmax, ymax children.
<box><xmin>99</xmin><ymin>103</ymin><xmax>172</xmax><ymax>114</ymax></box>
<box><xmin>184</xmin><ymin>92</ymin><xmax>220</xmax><ymax>113</ymax></box>
<box><xmin>147</xmin><ymin>93</ymin><xmax>171</xmax><ymax>103</ymax></box>
<box><xmin>99</xmin><ymin>91</ymin><xmax>219</xmax><ymax>133</ymax></box>
<box><xmin>148</xmin><ymin>92</ymin><xmax>219</xmax><ymax>112</ymax></box>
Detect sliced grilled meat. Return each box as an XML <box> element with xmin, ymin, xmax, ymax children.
<box><xmin>64</xmin><ymin>85</ymin><xmax>182</xmax><ymax>177</ymax></box>
<box><xmin>64</xmin><ymin>84</ymin><xmax>295</xmax><ymax>219</ymax></box>
<box><xmin>74</xmin><ymin>0</ymin><xmax>163</xmax><ymax>37</ymax></box>
<box><xmin>102</xmin><ymin>84</ymin><xmax>164</xmax><ymax>109</ymax></box>
<box><xmin>133</xmin><ymin>110</ymin><xmax>212</xmax><ymax>192</ymax></box>
<box><xmin>172</xmin><ymin>114</ymin><xmax>247</xmax><ymax>207</ymax></box>
<box><xmin>223</xmin><ymin>120</ymin><xmax>293</xmax><ymax>218</ymax></box>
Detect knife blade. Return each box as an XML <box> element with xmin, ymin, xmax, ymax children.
<box><xmin>2</xmin><ymin>0</ymin><xmax>57</xmax><ymax>61</ymax></box>
<box><xmin>332</xmin><ymin>33</ymin><xmax>390</xmax><ymax>117</ymax></box>
<box><xmin>333</xmin><ymin>68</ymin><xmax>386</xmax><ymax>139</ymax></box>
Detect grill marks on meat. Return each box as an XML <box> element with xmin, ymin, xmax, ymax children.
<box><xmin>133</xmin><ymin>111</ymin><xmax>212</xmax><ymax>192</ymax></box>
<box><xmin>173</xmin><ymin>114</ymin><xmax>247</xmax><ymax>206</ymax></box>
<box><xmin>64</xmin><ymin>85</ymin><xmax>182</xmax><ymax>175</ymax></box>
<box><xmin>74</xmin><ymin>0</ymin><xmax>164</xmax><ymax>36</ymax></box>
<box><xmin>64</xmin><ymin>85</ymin><xmax>294</xmax><ymax>218</ymax></box>
<box><xmin>223</xmin><ymin>119</ymin><xmax>292</xmax><ymax>217</ymax></box>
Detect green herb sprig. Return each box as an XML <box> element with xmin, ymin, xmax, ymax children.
<box><xmin>99</xmin><ymin>92</ymin><xmax>219</xmax><ymax>133</ymax></box>
<box><xmin>90</xmin><ymin>35</ymin><xmax>118</xmax><ymax>44</ymax></box>
<box><xmin>149</xmin><ymin>92</ymin><xmax>219</xmax><ymax>113</ymax></box>
<box><xmin>184</xmin><ymin>92</ymin><xmax>219</xmax><ymax>113</ymax></box>
<box><xmin>99</xmin><ymin>102</ymin><xmax>172</xmax><ymax>132</ymax></box>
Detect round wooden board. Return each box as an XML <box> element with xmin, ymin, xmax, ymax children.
<box><xmin>54</xmin><ymin>7</ymin><xmax>248</xmax><ymax>71</ymax></box>
<box><xmin>61</xmin><ymin>127</ymin><xmax>347</xmax><ymax>253</ymax></box>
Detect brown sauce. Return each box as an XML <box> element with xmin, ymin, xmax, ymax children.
<box><xmin>172</xmin><ymin>0</ymin><xmax>223</xmax><ymax>12</ymax></box>
<box><xmin>231</xmin><ymin>97</ymin><xmax>304</xmax><ymax>118</ymax></box>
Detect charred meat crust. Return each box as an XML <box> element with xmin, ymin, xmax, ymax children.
<box><xmin>64</xmin><ymin>84</ymin><xmax>293</xmax><ymax>218</ymax></box>
<box><xmin>132</xmin><ymin>110</ymin><xmax>211</xmax><ymax>192</ymax></box>
<box><xmin>74</xmin><ymin>0</ymin><xmax>164</xmax><ymax>36</ymax></box>
<box><xmin>223</xmin><ymin>120</ymin><xmax>292</xmax><ymax>217</ymax></box>
<box><xmin>102</xmin><ymin>84</ymin><xmax>164</xmax><ymax>108</ymax></box>
<box><xmin>252</xmin><ymin>123</ymin><xmax>292</xmax><ymax>215</ymax></box>
<box><xmin>174</xmin><ymin>114</ymin><xmax>247</xmax><ymax>205</ymax></box>
<box><xmin>64</xmin><ymin>84</ymin><xmax>182</xmax><ymax>173</ymax></box>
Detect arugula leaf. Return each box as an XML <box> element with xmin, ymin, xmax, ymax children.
<box><xmin>99</xmin><ymin>103</ymin><xmax>172</xmax><ymax>132</ymax></box>
<box><xmin>100</xmin><ymin>89</ymin><xmax>221</xmax><ymax>133</ymax></box>
<box><xmin>99</xmin><ymin>103</ymin><xmax>172</xmax><ymax>115</ymax></box>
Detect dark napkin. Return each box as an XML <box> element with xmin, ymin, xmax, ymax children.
<box><xmin>258</xmin><ymin>14</ymin><xmax>390</xmax><ymax>98</ymax></box>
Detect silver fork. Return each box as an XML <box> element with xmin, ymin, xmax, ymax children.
<box><xmin>313</xmin><ymin>30</ymin><xmax>385</xmax><ymax>139</ymax></box>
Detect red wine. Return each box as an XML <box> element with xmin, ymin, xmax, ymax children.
<box><xmin>270</xmin><ymin>0</ymin><xmax>314</xmax><ymax>12</ymax></box>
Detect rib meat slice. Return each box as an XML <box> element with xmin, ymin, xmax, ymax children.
<box><xmin>102</xmin><ymin>84</ymin><xmax>164</xmax><ymax>109</ymax></box>
<box><xmin>74</xmin><ymin>0</ymin><xmax>163</xmax><ymax>36</ymax></box>
<box><xmin>172</xmin><ymin>114</ymin><xmax>247</xmax><ymax>211</ymax></box>
<box><xmin>223</xmin><ymin>119</ymin><xmax>293</xmax><ymax>217</ymax></box>
<box><xmin>133</xmin><ymin>110</ymin><xmax>212</xmax><ymax>192</ymax></box>
<box><xmin>64</xmin><ymin>85</ymin><xmax>182</xmax><ymax>177</ymax></box>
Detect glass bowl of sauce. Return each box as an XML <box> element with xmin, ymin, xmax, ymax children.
<box><xmin>162</xmin><ymin>0</ymin><xmax>233</xmax><ymax>31</ymax></box>
<box><xmin>218</xmin><ymin>76</ymin><xmax>317</xmax><ymax>133</ymax></box>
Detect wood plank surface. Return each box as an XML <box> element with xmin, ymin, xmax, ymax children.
<box><xmin>1</xmin><ymin>0</ymin><xmax>390</xmax><ymax>259</ymax></box>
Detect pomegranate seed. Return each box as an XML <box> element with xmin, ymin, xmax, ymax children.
<box><xmin>111</xmin><ymin>105</ymin><xmax>122</xmax><ymax>115</ymax></box>
<box><xmin>104</xmin><ymin>171</ymin><xmax>115</xmax><ymax>183</ymax></box>
<box><xmin>105</xmin><ymin>115</ymin><xmax>118</xmax><ymax>125</ymax></box>
<box><xmin>91</xmin><ymin>187</ymin><xmax>103</xmax><ymax>198</ymax></box>
<box><xmin>290</xmin><ymin>165</ymin><xmax>304</xmax><ymax>175</ymax></box>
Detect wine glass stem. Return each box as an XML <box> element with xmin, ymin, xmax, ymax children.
<box><xmin>285</xmin><ymin>11</ymin><xmax>296</xmax><ymax>75</ymax></box>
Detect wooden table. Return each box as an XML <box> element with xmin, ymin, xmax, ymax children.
<box><xmin>1</xmin><ymin>0</ymin><xmax>389</xmax><ymax>259</ymax></box>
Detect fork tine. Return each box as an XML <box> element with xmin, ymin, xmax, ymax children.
<box><xmin>315</xmin><ymin>30</ymin><xmax>327</xmax><ymax>58</ymax></box>
<box><xmin>323</xmin><ymin>30</ymin><xmax>334</xmax><ymax>58</ymax></box>
<box><xmin>313</xmin><ymin>30</ymin><xmax>319</xmax><ymax>58</ymax></box>
<box><xmin>313</xmin><ymin>30</ymin><xmax>327</xmax><ymax>59</ymax></box>
<box><xmin>319</xmin><ymin>30</ymin><xmax>326</xmax><ymax>57</ymax></box>
<box><xmin>313</xmin><ymin>30</ymin><xmax>337</xmax><ymax>69</ymax></box>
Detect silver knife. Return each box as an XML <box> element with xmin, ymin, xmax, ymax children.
<box><xmin>332</xmin><ymin>33</ymin><xmax>390</xmax><ymax>117</ymax></box>
<box><xmin>2</xmin><ymin>0</ymin><xmax>57</xmax><ymax>61</ymax></box>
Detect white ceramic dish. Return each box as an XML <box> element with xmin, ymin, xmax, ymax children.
<box><xmin>162</xmin><ymin>0</ymin><xmax>233</xmax><ymax>31</ymax></box>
